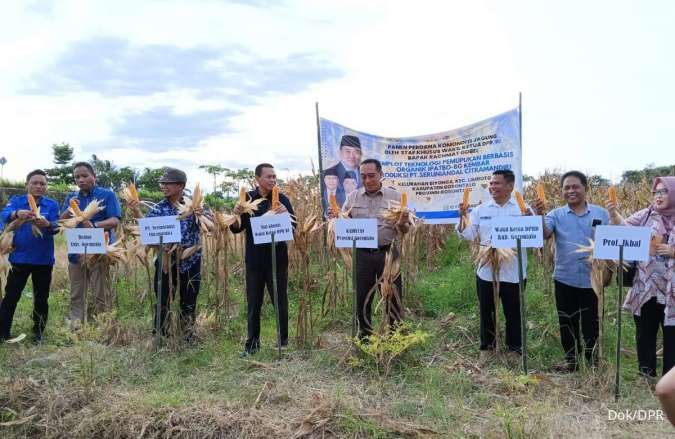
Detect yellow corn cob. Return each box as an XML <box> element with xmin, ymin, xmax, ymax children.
<box><xmin>271</xmin><ymin>186</ymin><xmax>280</xmax><ymax>209</ymax></box>
<box><xmin>536</xmin><ymin>184</ymin><xmax>546</xmax><ymax>203</ymax></box>
<box><xmin>328</xmin><ymin>192</ymin><xmax>339</xmax><ymax>213</ymax></box>
<box><xmin>129</xmin><ymin>183</ymin><xmax>139</xmax><ymax>201</ymax></box>
<box><xmin>70</xmin><ymin>198</ymin><xmax>83</xmax><ymax>216</ymax></box>
<box><xmin>461</xmin><ymin>187</ymin><xmax>470</xmax><ymax>209</ymax></box>
<box><xmin>608</xmin><ymin>186</ymin><xmax>617</xmax><ymax>204</ymax></box>
<box><xmin>27</xmin><ymin>194</ymin><xmax>39</xmax><ymax>215</ymax></box>
<box><xmin>104</xmin><ymin>231</ymin><xmax>109</xmax><ymax>245</ymax></box>
<box><xmin>514</xmin><ymin>191</ymin><xmax>527</xmax><ymax>215</ymax></box>
<box><xmin>239</xmin><ymin>186</ymin><xmax>247</xmax><ymax>203</ymax></box>
<box><xmin>400</xmin><ymin>192</ymin><xmax>407</xmax><ymax>209</ymax></box>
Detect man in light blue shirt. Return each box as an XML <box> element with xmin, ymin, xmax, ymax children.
<box><xmin>533</xmin><ymin>170</ymin><xmax>610</xmax><ymax>372</ymax></box>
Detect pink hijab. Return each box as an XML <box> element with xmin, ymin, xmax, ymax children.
<box><xmin>653</xmin><ymin>176</ymin><xmax>675</xmax><ymax>230</ymax></box>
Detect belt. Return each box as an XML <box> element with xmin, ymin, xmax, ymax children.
<box><xmin>357</xmin><ymin>244</ymin><xmax>391</xmax><ymax>253</ymax></box>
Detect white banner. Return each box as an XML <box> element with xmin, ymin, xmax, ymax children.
<box><xmin>594</xmin><ymin>225</ymin><xmax>651</xmax><ymax>261</ymax></box>
<box><xmin>66</xmin><ymin>228</ymin><xmax>106</xmax><ymax>254</ymax></box>
<box><xmin>138</xmin><ymin>216</ymin><xmax>182</xmax><ymax>245</ymax></box>
<box><xmin>490</xmin><ymin>216</ymin><xmax>544</xmax><ymax>249</ymax></box>
<box><xmin>251</xmin><ymin>213</ymin><xmax>294</xmax><ymax>244</ymax></box>
<box><xmin>334</xmin><ymin>218</ymin><xmax>378</xmax><ymax>249</ymax></box>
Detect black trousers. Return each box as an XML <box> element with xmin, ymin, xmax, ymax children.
<box><xmin>476</xmin><ymin>276</ymin><xmax>523</xmax><ymax>352</ymax></box>
<box><xmin>153</xmin><ymin>258</ymin><xmax>201</xmax><ymax>338</ymax></box>
<box><xmin>554</xmin><ymin>280</ymin><xmax>599</xmax><ymax>366</ymax></box>
<box><xmin>355</xmin><ymin>247</ymin><xmax>403</xmax><ymax>339</ymax></box>
<box><xmin>245</xmin><ymin>267</ymin><xmax>288</xmax><ymax>349</ymax></box>
<box><xmin>0</xmin><ymin>263</ymin><xmax>53</xmax><ymax>338</ymax></box>
<box><xmin>634</xmin><ymin>297</ymin><xmax>675</xmax><ymax>377</ymax></box>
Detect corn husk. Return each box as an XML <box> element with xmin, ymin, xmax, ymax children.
<box><xmin>365</xmin><ymin>249</ymin><xmax>403</xmax><ymax>332</ymax></box>
<box><xmin>58</xmin><ymin>199</ymin><xmax>105</xmax><ymax>230</ymax></box>
<box><xmin>514</xmin><ymin>191</ymin><xmax>527</xmax><ymax>215</ymax></box>
<box><xmin>381</xmin><ymin>199</ymin><xmax>417</xmax><ymax>230</ymax></box>
<box><xmin>461</xmin><ymin>187</ymin><xmax>470</xmax><ymax>210</ymax></box>
<box><xmin>25</xmin><ymin>193</ymin><xmax>45</xmax><ymax>238</ymax></box>
<box><xmin>536</xmin><ymin>184</ymin><xmax>546</xmax><ymax>205</ymax></box>
<box><xmin>86</xmin><ymin>231</ymin><xmax>128</xmax><ymax>268</ymax></box>
<box><xmin>176</xmin><ymin>183</ymin><xmax>214</xmax><ymax>234</ymax></box>
<box><xmin>234</xmin><ymin>190</ymin><xmax>265</xmax><ymax>227</ymax></box>
<box><xmin>328</xmin><ymin>193</ymin><xmax>340</xmax><ymax>215</ymax></box>
<box><xmin>0</xmin><ymin>230</ymin><xmax>15</xmax><ymax>292</ymax></box>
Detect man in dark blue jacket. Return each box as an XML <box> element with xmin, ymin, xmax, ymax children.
<box><xmin>0</xmin><ymin>169</ymin><xmax>60</xmax><ymax>343</ymax></box>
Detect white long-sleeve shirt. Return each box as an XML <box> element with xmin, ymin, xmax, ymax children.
<box><xmin>456</xmin><ymin>196</ymin><xmax>529</xmax><ymax>283</ymax></box>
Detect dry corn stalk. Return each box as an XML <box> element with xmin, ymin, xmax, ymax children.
<box><xmin>326</xmin><ymin>208</ymin><xmax>352</xmax><ymax>268</ymax></box>
<box><xmin>176</xmin><ymin>183</ymin><xmax>214</xmax><ymax>234</ymax></box>
<box><xmin>294</xmin><ymin>214</ymin><xmax>323</xmax><ymax>346</ymax></box>
<box><xmin>381</xmin><ymin>196</ymin><xmax>417</xmax><ymax>229</ymax></box>
<box><xmin>365</xmin><ymin>249</ymin><xmax>403</xmax><ymax>334</ymax></box>
<box><xmin>58</xmin><ymin>199</ymin><xmax>105</xmax><ymax>230</ymax></box>
<box><xmin>459</xmin><ymin>188</ymin><xmax>471</xmax><ymax>231</ymax></box>
<box><xmin>88</xmin><ymin>231</ymin><xmax>128</xmax><ymax>268</ymax></box>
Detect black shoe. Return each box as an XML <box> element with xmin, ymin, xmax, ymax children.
<box><xmin>32</xmin><ymin>333</ymin><xmax>44</xmax><ymax>345</ymax></box>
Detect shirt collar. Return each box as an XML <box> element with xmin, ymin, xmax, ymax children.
<box><xmin>564</xmin><ymin>202</ymin><xmax>590</xmax><ymax>216</ymax></box>
<box><xmin>359</xmin><ymin>186</ymin><xmax>383</xmax><ymax>197</ymax></box>
<box><xmin>78</xmin><ymin>185</ymin><xmax>98</xmax><ymax>197</ymax></box>
<box><xmin>487</xmin><ymin>196</ymin><xmax>515</xmax><ymax>208</ymax></box>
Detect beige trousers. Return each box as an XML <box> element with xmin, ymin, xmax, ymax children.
<box><xmin>68</xmin><ymin>259</ymin><xmax>114</xmax><ymax>323</ymax></box>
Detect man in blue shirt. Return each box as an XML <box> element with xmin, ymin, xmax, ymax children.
<box><xmin>0</xmin><ymin>170</ymin><xmax>60</xmax><ymax>343</ymax></box>
<box><xmin>128</xmin><ymin>167</ymin><xmax>203</xmax><ymax>343</ymax></box>
<box><xmin>533</xmin><ymin>170</ymin><xmax>610</xmax><ymax>372</ymax></box>
<box><xmin>60</xmin><ymin>162</ymin><xmax>121</xmax><ymax>326</ymax></box>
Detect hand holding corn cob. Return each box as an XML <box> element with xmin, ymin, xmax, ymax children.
<box><xmin>514</xmin><ymin>191</ymin><xmax>529</xmax><ymax>215</ymax></box>
<box><xmin>606</xmin><ymin>185</ymin><xmax>623</xmax><ymax>224</ymax></box>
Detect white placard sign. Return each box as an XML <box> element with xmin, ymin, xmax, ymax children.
<box><xmin>138</xmin><ymin>216</ymin><xmax>182</xmax><ymax>245</ymax></box>
<box><xmin>66</xmin><ymin>228</ymin><xmax>106</xmax><ymax>254</ymax></box>
<box><xmin>490</xmin><ymin>216</ymin><xmax>544</xmax><ymax>249</ymax></box>
<box><xmin>334</xmin><ymin>218</ymin><xmax>378</xmax><ymax>249</ymax></box>
<box><xmin>594</xmin><ymin>225</ymin><xmax>651</xmax><ymax>261</ymax></box>
<box><xmin>251</xmin><ymin>212</ymin><xmax>294</xmax><ymax>244</ymax></box>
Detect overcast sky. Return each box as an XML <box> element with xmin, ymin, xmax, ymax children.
<box><xmin>0</xmin><ymin>0</ymin><xmax>672</xmax><ymax>188</ymax></box>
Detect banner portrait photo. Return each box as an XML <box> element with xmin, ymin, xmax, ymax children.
<box><xmin>319</xmin><ymin>108</ymin><xmax>522</xmax><ymax>223</ymax></box>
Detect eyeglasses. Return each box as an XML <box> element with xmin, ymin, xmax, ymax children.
<box><xmin>652</xmin><ymin>189</ymin><xmax>669</xmax><ymax>197</ymax></box>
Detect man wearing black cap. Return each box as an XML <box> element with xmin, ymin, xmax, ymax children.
<box><xmin>128</xmin><ymin>167</ymin><xmax>203</xmax><ymax>344</ymax></box>
<box><xmin>323</xmin><ymin>135</ymin><xmax>363</xmax><ymax>206</ymax></box>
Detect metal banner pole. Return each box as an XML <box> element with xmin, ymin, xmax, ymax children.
<box><xmin>271</xmin><ymin>232</ymin><xmax>282</xmax><ymax>360</ymax></box>
<box><xmin>83</xmin><ymin>245</ymin><xmax>88</xmax><ymax>326</ymax></box>
<box><xmin>615</xmin><ymin>245</ymin><xmax>624</xmax><ymax>401</ymax></box>
<box><xmin>351</xmin><ymin>239</ymin><xmax>358</xmax><ymax>338</ymax></box>
<box><xmin>516</xmin><ymin>238</ymin><xmax>527</xmax><ymax>374</ymax></box>
<box><xmin>156</xmin><ymin>235</ymin><xmax>164</xmax><ymax>348</ymax></box>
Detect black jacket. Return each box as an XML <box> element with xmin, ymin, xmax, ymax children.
<box><xmin>230</xmin><ymin>187</ymin><xmax>295</xmax><ymax>271</ymax></box>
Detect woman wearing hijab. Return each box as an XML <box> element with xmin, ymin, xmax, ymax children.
<box><xmin>609</xmin><ymin>176</ymin><xmax>675</xmax><ymax>378</ymax></box>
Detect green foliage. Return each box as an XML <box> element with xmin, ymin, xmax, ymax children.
<box><xmin>90</xmin><ymin>154</ymin><xmax>139</xmax><ymax>190</ymax></box>
<box><xmin>204</xmin><ymin>192</ymin><xmax>225</xmax><ymax>210</ymax></box>
<box><xmin>137</xmin><ymin>167</ymin><xmax>165</xmax><ymax>191</ymax></box>
<box><xmin>350</xmin><ymin>323</ymin><xmax>430</xmax><ymax>376</ymax></box>
<box><xmin>621</xmin><ymin>163</ymin><xmax>675</xmax><ymax>184</ymax></box>
<box><xmin>45</xmin><ymin>142</ymin><xmax>74</xmax><ymax>185</ymax></box>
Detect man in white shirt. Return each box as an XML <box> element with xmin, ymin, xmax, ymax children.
<box><xmin>457</xmin><ymin>169</ymin><xmax>529</xmax><ymax>362</ymax></box>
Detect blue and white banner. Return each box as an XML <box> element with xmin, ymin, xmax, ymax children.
<box><xmin>319</xmin><ymin>108</ymin><xmax>522</xmax><ymax>223</ymax></box>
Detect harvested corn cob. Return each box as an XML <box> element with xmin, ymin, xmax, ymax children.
<box><xmin>608</xmin><ymin>186</ymin><xmax>617</xmax><ymax>204</ymax></box>
<box><xmin>59</xmin><ymin>199</ymin><xmax>104</xmax><ymax>230</ymax></box>
<box><xmin>461</xmin><ymin>187</ymin><xmax>470</xmax><ymax>209</ymax></box>
<box><xmin>239</xmin><ymin>186</ymin><xmax>247</xmax><ymax>204</ymax></box>
<box><xmin>328</xmin><ymin>193</ymin><xmax>339</xmax><ymax>214</ymax></box>
<box><xmin>70</xmin><ymin>199</ymin><xmax>83</xmax><ymax>216</ymax></box>
<box><xmin>514</xmin><ymin>191</ymin><xmax>527</xmax><ymax>215</ymax></box>
<box><xmin>271</xmin><ymin>186</ymin><xmax>280</xmax><ymax>209</ymax></box>
<box><xmin>400</xmin><ymin>192</ymin><xmax>407</xmax><ymax>209</ymax></box>
<box><xmin>27</xmin><ymin>194</ymin><xmax>40</xmax><ymax>216</ymax></box>
<box><xmin>536</xmin><ymin>184</ymin><xmax>546</xmax><ymax>204</ymax></box>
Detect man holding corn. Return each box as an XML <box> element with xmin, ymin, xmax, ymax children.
<box><xmin>532</xmin><ymin>171</ymin><xmax>610</xmax><ymax>373</ymax></box>
<box><xmin>61</xmin><ymin>162</ymin><xmax>121</xmax><ymax>326</ymax></box>
<box><xmin>231</xmin><ymin>163</ymin><xmax>294</xmax><ymax>356</ymax></box>
<box><xmin>127</xmin><ymin>168</ymin><xmax>203</xmax><ymax>344</ymax></box>
<box><xmin>337</xmin><ymin>158</ymin><xmax>410</xmax><ymax>340</ymax></box>
<box><xmin>457</xmin><ymin>169</ymin><xmax>529</xmax><ymax>364</ymax></box>
<box><xmin>0</xmin><ymin>170</ymin><xmax>60</xmax><ymax>343</ymax></box>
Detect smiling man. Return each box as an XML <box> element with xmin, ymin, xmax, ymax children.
<box><xmin>0</xmin><ymin>169</ymin><xmax>59</xmax><ymax>343</ymax></box>
<box><xmin>323</xmin><ymin>135</ymin><xmax>363</xmax><ymax>194</ymax></box>
<box><xmin>533</xmin><ymin>170</ymin><xmax>611</xmax><ymax>372</ymax></box>
<box><xmin>457</xmin><ymin>169</ymin><xmax>529</xmax><ymax>364</ymax></box>
<box><xmin>61</xmin><ymin>162</ymin><xmax>121</xmax><ymax>327</ymax></box>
